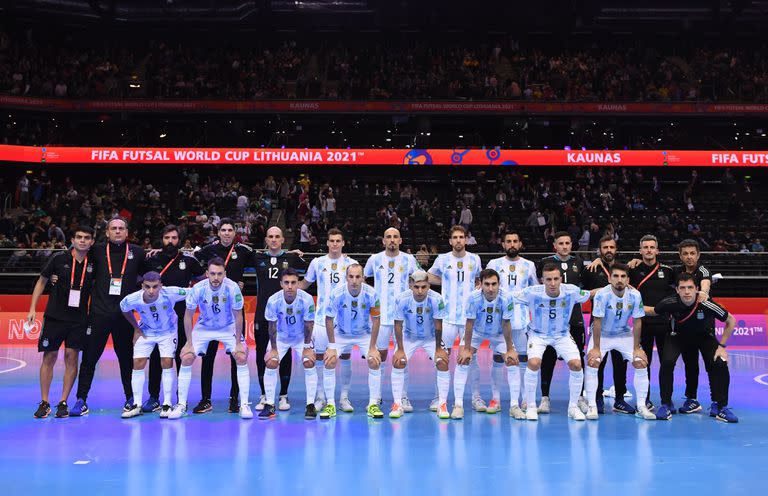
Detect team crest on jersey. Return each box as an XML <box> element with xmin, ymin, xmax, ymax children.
<box><xmin>162</xmin><ymin>305</ymin><xmax>168</xmax><ymax>310</ymax></box>
<box><xmin>150</xmin><ymin>305</ymin><xmax>157</xmax><ymax>312</ymax></box>
<box><xmin>388</xmin><ymin>261</ymin><xmax>395</xmax><ymax>269</ymax></box>
<box><xmin>658</xmin><ymin>272</ymin><xmax>665</xmax><ymax>279</ymax></box>
<box><xmin>351</xmin><ymin>300</ymin><xmax>358</xmax><ymax>308</ymax></box>
<box><xmin>287</xmin><ymin>307</ymin><xmax>293</xmax><ymax>315</ymax></box>
<box><xmin>212</xmin><ymin>296</ymin><xmax>219</xmax><ymax>303</ymax></box>
<box><xmin>128</xmin><ymin>251</ymin><xmax>134</xmax><ymax>260</ymax></box>
<box><xmin>362</xmin><ymin>304</ymin><xmax>367</xmax><ymax>309</ymax></box>
<box><xmin>561</xmin><ymin>301</ymin><xmax>567</xmax><ymax>308</ymax></box>
<box><xmin>617</xmin><ymin>302</ymin><xmax>623</xmax><ymax>310</ymax></box>
<box><xmin>270</xmin><ymin>257</ymin><xmax>277</xmax><ymax>265</ymax></box>
<box><xmin>179</xmin><ymin>261</ymin><xmax>186</xmax><ymax>270</ymax></box>
<box><xmin>572</xmin><ymin>265</ymin><xmax>578</xmax><ymax>273</ymax></box>
<box><xmin>425</xmin><ymin>306</ymin><xmax>431</xmax><ymax>313</ymax></box>
<box><xmin>561</xmin><ymin>262</ymin><xmax>568</xmax><ymax>271</ymax></box>
<box><xmin>457</xmin><ymin>261</ymin><xmax>463</xmax><ymax>269</ymax></box>
<box><xmin>282</xmin><ymin>262</ymin><xmax>289</xmax><ymax>269</ymax></box>
<box><xmin>87</xmin><ymin>263</ymin><xmax>94</xmax><ymax>273</ymax></box>
<box><xmin>697</xmin><ymin>311</ymin><xmax>704</xmax><ymax>320</ymax></box>
<box><xmin>417</xmin><ymin>306</ymin><xmax>423</xmax><ymax>315</ymax></box>
<box><xmin>331</xmin><ymin>263</ymin><xmax>338</xmax><ymax>271</ymax></box>
<box><xmin>486</xmin><ymin>307</ymin><xmax>493</xmax><ymax>314</ymax></box>
<box><xmin>628</xmin><ymin>304</ymin><xmax>633</xmax><ymax>310</ymax></box>
<box><xmin>509</xmin><ymin>264</ymin><xmax>515</xmax><ymax>272</ymax></box>
<box><xmin>549</xmin><ymin>300</ymin><xmax>556</xmax><ymax>307</ymax></box>
<box><xmin>231</xmin><ymin>252</ymin><xmax>238</xmax><ymax>260</ymax></box>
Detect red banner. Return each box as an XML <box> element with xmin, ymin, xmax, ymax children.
<box><xmin>2</xmin><ymin>145</ymin><xmax>768</xmax><ymax>167</ymax></box>
<box><xmin>2</xmin><ymin>95</ymin><xmax>768</xmax><ymax>115</ymax></box>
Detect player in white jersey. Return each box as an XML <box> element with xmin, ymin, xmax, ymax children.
<box><xmin>513</xmin><ymin>263</ymin><xmax>591</xmax><ymax>421</ymax></box>
<box><xmin>169</xmin><ymin>258</ymin><xmax>251</xmax><ymax>419</ymax></box>
<box><xmin>427</xmin><ymin>225</ymin><xmax>483</xmax><ymax>411</ymax></box>
<box><xmin>322</xmin><ymin>264</ymin><xmax>384</xmax><ymax>419</ymax></box>
<box><xmin>363</xmin><ymin>228</ymin><xmax>419</xmax><ymax>411</ymax></box>
<box><xmin>485</xmin><ymin>230</ymin><xmax>538</xmax><ymax>413</ymax></box>
<box><xmin>119</xmin><ymin>272</ymin><xmax>188</xmax><ymax>418</ymax></box>
<box><xmin>262</xmin><ymin>268</ymin><xmax>317</xmax><ymax>419</ymax></box>
<box><xmin>584</xmin><ymin>263</ymin><xmax>654</xmax><ymax>420</ymax></box>
<box><xmin>389</xmin><ymin>271</ymin><xmax>449</xmax><ymax>418</ymax></box>
<box><xmin>299</xmin><ymin>228</ymin><xmax>357</xmax><ymax>412</ymax></box>
<box><xmin>452</xmin><ymin>269</ymin><xmax>520</xmax><ymax>419</ymax></box>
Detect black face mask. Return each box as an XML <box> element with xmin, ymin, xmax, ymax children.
<box><xmin>506</xmin><ymin>247</ymin><xmax>520</xmax><ymax>259</ymax></box>
<box><xmin>162</xmin><ymin>243</ymin><xmax>179</xmax><ymax>256</ymax></box>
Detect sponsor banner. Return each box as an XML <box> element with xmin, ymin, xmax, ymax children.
<box><xmin>3</xmin><ymin>145</ymin><xmax>768</xmax><ymax>167</ymax></box>
<box><xmin>2</xmin><ymin>95</ymin><xmax>768</xmax><ymax>115</ymax></box>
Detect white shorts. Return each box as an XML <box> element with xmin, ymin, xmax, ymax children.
<box><xmin>462</xmin><ymin>334</ymin><xmax>510</xmax><ymax>355</ymax></box>
<box><xmin>512</xmin><ymin>328</ymin><xmax>528</xmax><ymax>356</ymax></box>
<box><xmin>312</xmin><ymin>321</ymin><xmax>328</xmax><ymax>353</ymax></box>
<box><xmin>527</xmin><ymin>333</ymin><xmax>581</xmax><ymax>362</ymax></box>
<box><xmin>267</xmin><ymin>336</ymin><xmax>304</xmax><ymax>360</ymax></box>
<box><xmin>586</xmin><ymin>334</ymin><xmax>633</xmax><ymax>363</ymax></box>
<box><xmin>441</xmin><ymin>322</ymin><xmax>464</xmax><ymax>349</ymax></box>
<box><xmin>333</xmin><ymin>333</ymin><xmax>374</xmax><ymax>357</ymax></box>
<box><xmin>134</xmin><ymin>333</ymin><xmax>177</xmax><ymax>359</ymax></box>
<box><xmin>192</xmin><ymin>329</ymin><xmax>241</xmax><ymax>356</ymax></box>
<box><xmin>377</xmin><ymin>324</ymin><xmax>393</xmax><ymax>350</ymax></box>
<box><xmin>397</xmin><ymin>335</ymin><xmax>440</xmax><ymax>362</ymax></box>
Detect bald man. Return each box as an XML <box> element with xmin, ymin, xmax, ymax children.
<box><xmin>253</xmin><ymin>227</ymin><xmax>309</xmax><ymax>411</ymax></box>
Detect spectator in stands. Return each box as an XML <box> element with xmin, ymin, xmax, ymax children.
<box><xmin>751</xmin><ymin>239</ymin><xmax>765</xmax><ymax>252</ymax></box>
<box><xmin>459</xmin><ymin>204</ymin><xmax>473</xmax><ymax>231</ymax></box>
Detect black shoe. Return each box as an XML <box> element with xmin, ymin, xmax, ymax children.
<box><xmin>193</xmin><ymin>399</ymin><xmax>213</xmax><ymax>414</ymax></box>
<box><xmin>34</xmin><ymin>400</ymin><xmax>51</xmax><ymax>419</ymax></box>
<box><xmin>305</xmin><ymin>403</ymin><xmax>317</xmax><ymax>419</ymax></box>
<box><xmin>258</xmin><ymin>404</ymin><xmax>276</xmax><ymax>419</ymax></box>
<box><xmin>55</xmin><ymin>401</ymin><xmax>69</xmax><ymax>418</ymax></box>
<box><xmin>228</xmin><ymin>396</ymin><xmax>240</xmax><ymax>413</ymax></box>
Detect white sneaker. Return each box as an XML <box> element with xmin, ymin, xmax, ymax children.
<box><xmin>401</xmin><ymin>397</ymin><xmax>414</xmax><ymax>413</ymax></box>
<box><xmin>586</xmin><ymin>406</ymin><xmax>599</xmax><ymax>420</ymax></box>
<box><xmin>121</xmin><ymin>405</ymin><xmax>142</xmax><ymax>418</ymax></box>
<box><xmin>471</xmin><ymin>397</ymin><xmax>487</xmax><ymax>412</ymax></box>
<box><xmin>314</xmin><ymin>396</ymin><xmax>327</xmax><ymax>411</ymax></box>
<box><xmin>450</xmin><ymin>405</ymin><xmax>464</xmax><ymax>419</ymax></box>
<box><xmin>160</xmin><ymin>405</ymin><xmax>172</xmax><ymax>418</ymax></box>
<box><xmin>577</xmin><ymin>396</ymin><xmax>589</xmax><ymax>414</ymax></box>
<box><xmin>537</xmin><ymin>396</ymin><xmax>551</xmax><ymax>414</ymax></box>
<box><xmin>278</xmin><ymin>395</ymin><xmax>291</xmax><ymax>411</ymax></box>
<box><xmin>429</xmin><ymin>396</ymin><xmax>439</xmax><ymax>412</ymax></box>
<box><xmin>636</xmin><ymin>406</ymin><xmax>656</xmax><ymax>420</ymax></box>
<box><xmin>526</xmin><ymin>407</ymin><xmax>539</xmax><ymax>421</ymax></box>
<box><xmin>569</xmin><ymin>406</ymin><xmax>586</xmax><ymax>421</ymax></box>
<box><xmin>509</xmin><ymin>405</ymin><xmax>526</xmax><ymax>420</ymax></box>
<box><xmin>240</xmin><ymin>403</ymin><xmax>254</xmax><ymax>419</ymax></box>
<box><xmin>339</xmin><ymin>395</ymin><xmax>354</xmax><ymax>413</ymax></box>
<box><xmin>168</xmin><ymin>403</ymin><xmax>187</xmax><ymax>420</ymax></box>
<box><xmin>254</xmin><ymin>395</ymin><xmax>267</xmax><ymax>411</ymax></box>
<box><xmin>521</xmin><ymin>401</ymin><xmax>527</xmax><ymax>412</ymax></box>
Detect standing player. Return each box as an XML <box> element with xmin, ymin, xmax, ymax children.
<box><xmin>451</xmin><ymin>269</ymin><xmax>520</xmax><ymax>420</ymax></box>
<box><xmin>536</xmin><ymin>231</ymin><xmax>588</xmax><ymax>414</ymax></box>
<box><xmin>515</xmin><ymin>263</ymin><xmax>591</xmax><ymax>421</ymax></box>
<box><xmin>28</xmin><ymin>226</ymin><xmax>95</xmax><ymax>418</ymax></box>
<box><xmin>299</xmin><ymin>228</ymin><xmax>357</xmax><ymax>411</ymax></box>
<box><xmin>119</xmin><ymin>273</ymin><xmax>189</xmax><ymax>418</ymax></box>
<box><xmin>140</xmin><ymin>225</ymin><xmax>204</xmax><ymax>413</ymax></box>
<box><xmin>427</xmin><ymin>226</ymin><xmax>482</xmax><ymax>411</ymax></box>
<box><xmin>194</xmin><ymin>219</ymin><xmax>253</xmax><ymax>414</ymax></box>
<box><xmin>261</xmin><ymin>269</ymin><xmax>317</xmax><ymax>419</ymax></box>
<box><xmin>253</xmin><ymin>227</ymin><xmax>308</xmax><ymax>411</ymax></box>
<box><xmin>485</xmin><ymin>230</ymin><xmax>538</xmax><ymax>413</ymax></box>
<box><xmin>363</xmin><ymin>228</ymin><xmax>419</xmax><ymax>410</ymax></box>
<box><xmin>72</xmin><ymin>217</ymin><xmax>145</xmax><ymax>416</ymax></box>
<box><xmin>322</xmin><ymin>264</ymin><xmax>383</xmax><ymax>419</ymax></box>
<box><xmin>390</xmin><ymin>271</ymin><xmax>449</xmax><ymax>418</ymax></box>
<box><xmin>169</xmin><ymin>258</ymin><xmax>252</xmax><ymax>419</ymax></box>
<box><xmin>583</xmin><ymin>264</ymin><xmax>655</xmax><ymax>420</ymax></box>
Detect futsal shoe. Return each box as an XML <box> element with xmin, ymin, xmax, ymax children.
<box><xmin>471</xmin><ymin>397</ymin><xmax>487</xmax><ymax>412</ymax></box>
<box><xmin>278</xmin><ymin>395</ymin><xmax>291</xmax><ymax>411</ymax></box>
<box><xmin>70</xmin><ymin>399</ymin><xmax>89</xmax><ymax>417</ymax></box>
<box><xmin>33</xmin><ymin>401</ymin><xmax>51</xmax><ymax>419</ymax></box>
<box><xmin>229</xmin><ymin>397</ymin><xmax>240</xmax><ymax>413</ymax></box>
<box><xmin>123</xmin><ymin>397</ymin><xmax>135</xmax><ymax>413</ymax></box>
<box><xmin>255</xmin><ymin>395</ymin><xmax>267</xmax><ymax>411</ymax></box>
<box><xmin>450</xmin><ymin>405</ymin><xmax>465</xmax><ymax>420</ymax></box>
<box><xmin>429</xmin><ymin>396</ymin><xmax>439</xmax><ymax>412</ymax></box>
<box><xmin>240</xmin><ymin>404</ymin><xmax>254</xmax><ymax>419</ymax></box>
<box><xmin>192</xmin><ymin>399</ymin><xmax>212</xmax><ymax>414</ymax></box>
<box><xmin>340</xmin><ymin>395</ymin><xmax>355</xmax><ymax>413</ymax></box>
<box><xmin>389</xmin><ymin>403</ymin><xmax>404</xmax><ymax>419</ymax></box>
<box><xmin>635</xmin><ymin>406</ymin><xmax>657</xmax><ymax>420</ymax></box>
<box><xmin>367</xmin><ymin>404</ymin><xmax>384</xmax><ymax>419</ymax></box>
<box><xmin>709</xmin><ymin>402</ymin><xmax>720</xmax><ymax>417</ymax></box>
<box><xmin>568</xmin><ymin>406</ymin><xmax>586</xmax><ymax>421</ymax></box>
<box><xmin>526</xmin><ymin>407</ymin><xmax>539</xmax><ymax>421</ymax></box>
<box><xmin>55</xmin><ymin>401</ymin><xmax>69</xmax><ymax>418</ymax></box>
<box><xmin>314</xmin><ymin>393</ymin><xmax>327</xmax><ymax>411</ymax></box>
<box><xmin>715</xmin><ymin>407</ymin><xmax>738</xmax><ymax>423</ymax></box>
<box><xmin>509</xmin><ymin>405</ymin><xmax>526</xmax><ymax>420</ymax></box>
<box><xmin>612</xmin><ymin>399</ymin><xmax>637</xmax><ymax>415</ymax></box>
<box><xmin>319</xmin><ymin>404</ymin><xmax>337</xmax><ymax>419</ymax></box>
<box><xmin>646</xmin><ymin>399</ymin><xmax>655</xmax><ymax>412</ymax></box>
<box><xmin>577</xmin><ymin>396</ymin><xmax>589</xmax><ymax>414</ymax></box>
<box><xmin>668</xmin><ymin>400</ymin><xmax>677</xmax><ymax>414</ymax></box>
<box><xmin>168</xmin><ymin>404</ymin><xmax>187</xmax><ymax>420</ymax></box>
<box><xmin>486</xmin><ymin>399</ymin><xmax>501</xmax><ymax>414</ymax></box>
<box><xmin>305</xmin><ymin>404</ymin><xmax>317</xmax><ymax>419</ymax></box>
<box><xmin>586</xmin><ymin>406</ymin><xmax>599</xmax><ymax>420</ymax></box>
<box><xmin>258</xmin><ymin>404</ymin><xmax>277</xmax><ymax>419</ymax></box>
<box><xmin>401</xmin><ymin>397</ymin><xmax>414</xmax><ymax>413</ymax></box>
<box><xmin>437</xmin><ymin>403</ymin><xmax>450</xmax><ymax>419</ymax></box>
<box><xmin>678</xmin><ymin>398</ymin><xmax>702</xmax><ymax>414</ymax></box>
<box><xmin>537</xmin><ymin>396</ymin><xmax>551</xmax><ymax>414</ymax></box>
<box><xmin>655</xmin><ymin>404</ymin><xmax>673</xmax><ymax>420</ymax></box>
<box><xmin>141</xmin><ymin>397</ymin><xmax>161</xmax><ymax>413</ymax></box>
<box><xmin>596</xmin><ymin>395</ymin><xmax>605</xmax><ymax>414</ymax></box>
<box><xmin>121</xmin><ymin>405</ymin><xmax>143</xmax><ymax>418</ymax></box>
<box><xmin>160</xmin><ymin>405</ymin><xmax>172</xmax><ymax>418</ymax></box>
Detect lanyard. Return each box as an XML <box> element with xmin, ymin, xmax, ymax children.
<box><xmin>224</xmin><ymin>243</ymin><xmax>236</xmax><ymax>267</ymax></box>
<box><xmin>107</xmin><ymin>243</ymin><xmax>129</xmax><ymax>278</ymax></box>
<box><xmin>676</xmin><ymin>301</ymin><xmax>700</xmax><ymax>324</ymax></box>
<box><xmin>636</xmin><ymin>263</ymin><xmax>660</xmax><ymax>289</ymax></box>
<box><xmin>601</xmin><ymin>263</ymin><xmax>611</xmax><ymax>280</ymax></box>
<box><xmin>70</xmin><ymin>251</ymin><xmax>87</xmax><ymax>290</ymax></box>
<box><xmin>160</xmin><ymin>253</ymin><xmax>180</xmax><ymax>276</ymax></box>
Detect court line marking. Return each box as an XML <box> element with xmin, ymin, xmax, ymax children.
<box><xmin>755</xmin><ymin>374</ymin><xmax>768</xmax><ymax>386</ymax></box>
<box><xmin>0</xmin><ymin>357</ymin><xmax>27</xmax><ymax>374</ymax></box>
<box><xmin>730</xmin><ymin>353</ymin><xmax>768</xmax><ymax>362</ymax></box>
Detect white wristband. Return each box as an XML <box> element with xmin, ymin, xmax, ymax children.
<box><xmin>327</xmin><ymin>343</ymin><xmax>338</xmax><ymax>351</ymax></box>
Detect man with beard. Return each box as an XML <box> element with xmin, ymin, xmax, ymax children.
<box><xmin>139</xmin><ymin>225</ymin><xmax>204</xmax><ymax>414</ymax></box>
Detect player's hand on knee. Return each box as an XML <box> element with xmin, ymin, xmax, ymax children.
<box><xmin>632</xmin><ymin>348</ymin><xmax>648</xmax><ymax>368</ymax></box>
<box><xmin>324</xmin><ymin>348</ymin><xmax>338</xmax><ymax>369</ymax></box>
<box><xmin>367</xmin><ymin>347</ymin><xmax>381</xmax><ymax>369</ymax></box>
<box><xmin>393</xmin><ymin>348</ymin><xmax>407</xmax><ymax>368</ymax></box>
<box><xmin>587</xmin><ymin>348</ymin><xmax>602</xmax><ymax>368</ymax></box>
<box><xmin>266</xmin><ymin>349</ymin><xmax>280</xmax><ymax>369</ymax></box>
<box><xmin>458</xmin><ymin>346</ymin><xmax>472</xmax><ymax>365</ymax></box>
<box><xmin>301</xmin><ymin>347</ymin><xmax>316</xmax><ymax>368</ymax></box>
<box><xmin>180</xmin><ymin>343</ymin><xmax>195</xmax><ymax>363</ymax></box>
<box><xmin>132</xmin><ymin>328</ymin><xmax>144</xmax><ymax>345</ymax></box>
<box><xmin>434</xmin><ymin>347</ymin><xmax>449</xmax><ymax>368</ymax></box>
<box><xmin>234</xmin><ymin>341</ymin><xmax>248</xmax><ymax>363</ymax></box>
<box><xmin>504</xmin><ymin>349</ymin><xmax>520</xmax><ymax>366</ymax></box>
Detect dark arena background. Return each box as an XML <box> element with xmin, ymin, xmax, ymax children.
<box><xmin>1</xmin><ymin>0</ymin><xmax>768</xmax><ymax>493</ymax></box>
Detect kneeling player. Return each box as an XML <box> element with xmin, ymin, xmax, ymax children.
<box><xmin>452</xmin><ymin>269</ymin><xmax>520</xmax><ymax>420</ymax></box>
<box><xmin>261</xmin><ymin>268</ymin><xmax>317</xmax><ymax>419</ymax></box>
<box><xmin>584</xmin><ymin>264</ymin><xmax>655</xmax><ymax>420</ymax></box>
<box><xmin>119</xmin><ymin>272</ymin><xmax>188</xmax><ymax>418</ymax></box>
<box><xmin>170</xmin><ymin>258</ymin><xmax>251</xmax><ymax>419</ymax></box>
<box><xmin>390</xmin><ymin>270</ymin><xmax>449</xmax><ymax>418</ymax></box>
<box><xmin>322</xmin><ymin>263</ymin><xmax>383</xmax><ymax>419</ymax></box>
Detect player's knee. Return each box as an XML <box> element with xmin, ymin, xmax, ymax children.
<box><xmin>181</xmin><ymin>352</ymin><xmax>196</xmax><ymax>365</ymax></box>
<box><xmin>160</xmin><ymin>358</ymin><xmax>173</xmax><ymax>368</ymax></box>
<box><xmin>367</xmin><ymin>358</ymin><xmax>380</xmax><ymax>370</ymax></box>
<box><xmin>393</xmin><ymin>360</ymin><xmax>406</xmax><ymax>370</ymax></box>
<box><xmin>302</xmin><ymin>357</ymin><xmax>315</xmax><ymax>369</ymax></box>
<box><xmin>527</xmin><ymin>358</ymin><xmax>541</xmax><ymax>370</ymax></box>
<box><xmin>42</xmin><ymin>351</ymin><xmax>57</xmax><ymax>366</ymax></box>
<box><xmin>133</xmin><ymin>358</ymin><xmax>147</xmax><ymax>370</ymax></box>
<box><xmin>493</xmin><ymin>353</ymin><xmax>504</xmax><ymax>364</ymax></box>
<box><xmin>234</xmin><ymin>352</ymin><xmax>248</xmax><ymax>365</ymax></box>
<box><xmin>568</xmin><ymin>359</ymin><xmax>582</xmax><ymax>371</ymax></box>
<box><xmin>435</xmin><ymin>359</ymin><xmax>449</xmax><ymax>372</ymax></box>
<box><xmin>266</xmin><ymin>356</ymin><xmax>280</xmax><ymax>369</ymax></box>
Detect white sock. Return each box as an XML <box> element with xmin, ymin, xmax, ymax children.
<box><xmin>524</xmin><ymin>367</ymin><xmax>539</xmax><ymax>409</ymax></box>
<box><xmin>585</xmin><ymin>366</ymin><xmax>599</xmax><ymax>407</ymax></box>
<box><xmin>315</xmin><ymin>361</ymin><xmax>326</xmax><ymax>400</ymax></box>
<box><xmin>402</xmin><ymin>366</ymin><xmax>409</xmax><ymax>400</ymax></box>
<box><xmin>177</xmin><ymin>365</ymin><xmax>192</xmax><ymax>407</ymax></box>
<box><xmin>323</xmin><ymin>367</ymin><xmax>336</xmax><ymax>406</ymax></box>
<box><xmin>340</xmin><ymin>358</ymin><xmax>352</xmax><ymax>397</ymax></box>
<box><xmin>518</xmin><ymin>362</ymin><xmax>527</xmax><ymax>404</ymax></box>
<box><xmin>506</xmin><ymin>365</ymin><xmax>520</xmax><ymax>407</ymax></box>
<box><xmin>453</xmin><ymin>364</ymin><xmax>469</xmax><ymax>407</ymax></box>
<box><xmin>491</xmin><ymin>359</ymin><xmax>505</xmax><ymax>402</ymax></box>
<box><xmin>131</xmin><ymin>369</ymin><xmax>144</xmax><ymax>407</ymax></box>
<box><xmin>265</xmin><ymin>368</ymin><xmax>278</xmax><ymax>405</ymax></box>
<box><xmin>236</xmin><ymin>364</ymin><xmax>250</xmax><ymax>406</ymax></box>
<box><xmin>304</xmin><ymin>367</ymin><xmax>318</xmax><ymax>405</ymax></box>
<box><xmin>368</xmin><ymin>368</ymin><xmax>382</xmax><ymax>406</ymax></box>
<box><xmin>569</xmin><ymin>369</ymin><xmax>584</xmax><ymax>409</ymax></box>
<box><xmin>161</xmin><ymin>368</ymin><xmax>175</xmax><ymax>406</ymax></box>
<box><xmin>633</xmin><ymin>367</ymin><xmax>650</xmax><ymax>410</ymax></box>
<box><xmin>391</xmin><ymin>367</ymin><xmax>405</xmax><ymax>405</ymax></box>
<box><xmin>437</xmin><ymin>370</ymin><xmax>450</xmax><ymax>405</ymax></box>
<box><xmin>469</xmin><ymin>358</ymin><xmax>481</xmax><ymax>399</ymax></box>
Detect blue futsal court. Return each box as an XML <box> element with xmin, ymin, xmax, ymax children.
<box><xmin>2</xmin><ymin>346</ymin><xmax>767</xmax><ymax>494</ymax></box>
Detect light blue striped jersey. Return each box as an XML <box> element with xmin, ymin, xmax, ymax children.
<box><xmin>591</xmin><ymin>285</ymin><xmax>645</xmax><ymax>337</ymax></box>
<box><xmin>429</xmin><ymin>251</ymin><xmax>482</xmax><ymax>325</ymax></box>
<box><xmin>264</xmin><ymin>289</ymin><xmax>316</xmax><ymax>341</ymax></box>
<box><xmin>464</xmin><ymin>289</ymin><xmax>515</xmax><ymax>339</ymax></box>
<box><xmin>325</xmin><ymin>283</ymin><xmax>380</xmax><ymax>337</ymax></box>
<box><xmin>513</xmin><ymin>284</ymin><xmax>590</xmax><ymax>337</ymax></box>
<box><xmin>486</xmin><ymin>256</ymin><xmax>538</xmax><ymax>329</ymax></box>
<box><xmin>304</xmin><ymin>255</ymin><xmax>358</xmax><ymax>325</ymax></box>
<box><xmin>185</xmin><ymin>278</ymin><xmax>244</xmax><ymax>333</ymax></box>
<box><xmin>393</xmin><ymin>289</ymin><xmax>446</xmax><ymax>340</ymax></box>
<box><xmin>363</xmin><ymin>251</ymin><xmax>419</xmax><ymax>325</ymax></box>
<box><xmin>120</xmin><ymin>286</ymin><xmax>188</xmax><ymax>337</ymax></box>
